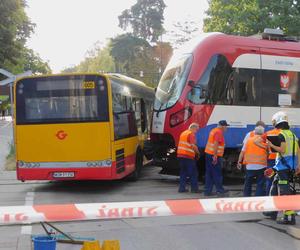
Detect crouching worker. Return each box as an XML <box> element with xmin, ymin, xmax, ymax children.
<box><xmin>264</xmin><ymin>111</ymin><xmax>300</xmax><ymax>225</ymax></box>
<box><xmin>237</xmin><ymin>125</ymin><xmax>267</xmax><ymax>197</ymax></box>
<box><xmin>177</xmin><ymin>123</ymin><xmax>200</xmax><ymax>193</ymax></box>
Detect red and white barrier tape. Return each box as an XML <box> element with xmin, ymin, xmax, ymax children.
<box><xmin>1</xmin><ymin>195</ymin><xmax>300</xmax><ymax>225</ymax></box>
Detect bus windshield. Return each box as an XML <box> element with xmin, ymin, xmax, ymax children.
<box><xmin>154</xmin><ymin>53</ymin><xmax>193</xmax><ymax>111</ymax></box>
<box><xmin>15</xmin><ymin>75</ymin><xmax>109</xmax><ymax>124</ymax></box>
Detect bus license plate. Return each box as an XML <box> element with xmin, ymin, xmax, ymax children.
<box><xmin>53</xmin><ymin>172</ymin><xmax>75</xmax><ymax>178</ymax></box>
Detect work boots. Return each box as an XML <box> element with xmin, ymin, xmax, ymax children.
<box><xmin>276</xmin><ymin>214</ymin><xmax>296</xmax><ymax>225</ymax></box>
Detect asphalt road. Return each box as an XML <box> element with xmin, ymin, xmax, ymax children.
<box><xmin>0</xmin><ymin>119</ymin><xmax>299</xmax><ymax>250</ymax></box>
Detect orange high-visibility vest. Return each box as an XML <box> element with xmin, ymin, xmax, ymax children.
<box><xmin>205</xmin><ymin>128</ymin><xmax>225</xmax><ymax>157</ymax></box>
<box><xmin>243</xmin><ymin>135</ymin><xmax>267</xmax><ymax>166</ymax></box>
<box><xmin>177</xmin><ymin>130</ymin><xmax>196</xmax><ymax>159</ymax></box>
<box><xmin>249</xmin><ymin>131</ymin><xmax>255</xmax><ymax>138</ymax></box>
<box><xmin>266</xmin><ymin>128</ymin><xmax>281</xmax><ymax>160</ymax></box>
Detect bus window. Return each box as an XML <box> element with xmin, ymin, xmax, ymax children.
<box><xmin>141</xmin><ymin>99</ymin><xmax>147</xmax><ymax>133</ymax></box>
<box><xmin>113</xmin><ymin>93</ymin><xmax>138</xmax><ymax>140</ymax></box>
<box><xmin>16</xmin><ymin>75</ymin><xmax>109</xmax><ymax>124</ymax></box>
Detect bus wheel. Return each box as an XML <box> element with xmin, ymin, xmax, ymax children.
<box><xmin>128</xmin><ymin>149</ymin><xmax>143</xmax><ymax>181</ymax></box>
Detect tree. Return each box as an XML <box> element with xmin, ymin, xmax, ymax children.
<box><xmin>62</xmin><ymin>43</ymin><xmax>115</xmax><ymax>74</ymax></box>
<box><xmin>118</xmin><ymin>0</ymin><xmax>166</xmax><ymax>43</ymax></box>
<box><xmin>0</xmin><ymin>0</ymin><xmax>51</xmax><ymax>74</ymax></box>
<box><xmin>4</xmin><ymin>48</ymin><xmax>51</xmax><ymax>74</ymax></box>
<box><xmin>204</xmin><ymin>0</ymin><xmax>300</xmax><ymax>36</ymax></box>
<box><xmin>110</xmin><ymin>33</ymin><xmax>160</xmax><ymax>86</ymax></box>
<box><xmin>0</xmin><ymin>0</ymin><xmax>34</xmax><ymax>68</ymax></box>
<box><xmin>110</xmin><ymin>34</ymin><xmax>151</xmax><ymax>72</ymax></box>
<box><xmin>152</xmin><ymin>41</ymin><xmax>173</xmax><ymax>71</ymax></box>
<box><xmin>22</xmin><ymin>48</ymin><xmax>51</xmax><ymax>74</ymax></box>
<box><xmin>168</xmin><ymin>19</ymin><xmax>201</xmax><ymax>49</ymax></box>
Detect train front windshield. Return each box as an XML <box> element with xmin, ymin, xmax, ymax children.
<box><xmin>154</xmin><ymin>53</ymin><xmax>193</xmax><ymax>111</ymax></box>
<box><xmin>16</xmin><ymin>75</ymin><xmax>109</xmax><ymax>125</ymax></box>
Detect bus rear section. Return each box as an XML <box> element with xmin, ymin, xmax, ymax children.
<box><xmin>15</xmin><ymin>74</ymin><xmax>115</xmax><ymax>181</ymax></box>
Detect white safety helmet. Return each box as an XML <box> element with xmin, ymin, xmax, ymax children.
<box><xmin>272</xmin><ymin>111</ymin><xmax>288</xmax><ymax>126</ymax></box>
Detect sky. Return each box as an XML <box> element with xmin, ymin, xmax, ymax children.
<box><xmin>25</xmin><ymin>0</ymin><xmax>209</xmax><ymax>73</ymax></box>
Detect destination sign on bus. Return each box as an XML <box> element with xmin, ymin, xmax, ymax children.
<box><xmin>36</xmin><ymin>79</ymin><xmax>95</xmax><ymax>91</ymax></box>
<box><xmin>82</xmin><ymin>81</ymin><xmax>95</xmax><ymax>89</ymax></box>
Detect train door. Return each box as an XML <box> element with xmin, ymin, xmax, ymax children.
<box><xmin>222</xmin><ymin>47</ymin><xmax>262</xmax><ymax>147</ymax></box>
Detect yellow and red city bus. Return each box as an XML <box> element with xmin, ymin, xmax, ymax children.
<box><xmin>14</xmin><ymin>73</ymin><xmax>154</xmax><ymax>181</ymax></box>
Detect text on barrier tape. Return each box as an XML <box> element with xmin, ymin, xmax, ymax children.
<box><xmin>0</xmin><ymin>195</ymin><xmax>300</xmax><ymax>225</ymax></box>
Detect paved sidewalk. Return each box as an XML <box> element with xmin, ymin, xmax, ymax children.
<box><xmin>0</xmin><ymin>118</ymin><xmax>12</xmax><ymax>171</ymax></box>
<box><xmin>0</xmin><ymin>116</ymin><xmax>12</xmax><ymax>122</ymax></box>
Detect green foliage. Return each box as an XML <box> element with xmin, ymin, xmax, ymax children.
<box><xmin>0</xmin><ymin>98</ymin><xmax>10</xmax><ymax>112</ymax></box>
<box><xmin>0</xmin><ymin>0</ymin><xmax>34</xmax><ymax>68</ymax></box>
<box><xmin>0</xmin><ymin>0</ymin><xmax>51</xmax><ymax>75</ymax></box>
<box><xmin>62</xmin><ymin>44</ymin><xmax>115</xmax><ymax>73</ymax></box>
<box><xmin>0</xmin><ymin>96</ymin><xmax>9</xmax><ymax>102</ymax></box>
<box><xmin>3</xmin><ymin>47</ymin><xmax>51</xmax><ymax>75</ymax></box>
<box><xmin>110</xmin><ymin>34</ymin><xmax>151</xmax><ymax>72</ymax></box>
<box><xmin>22</xmin><ymin>48</ymin><xmax>51</xmax><ymax>74</ymax></box>
<box><xmin>204</xmin><ymin>0</ymin><xmax>300</xmax><ymax>36</ymax></box>
<box><xmin>110</xmin><ymin>33</ymin><xmax>162</xmax><ymax>87</ymax></box>
<box><xmin>118</xmin><ymin>0</ymin><xmax>166</xmax><ymax>42</ymax></box>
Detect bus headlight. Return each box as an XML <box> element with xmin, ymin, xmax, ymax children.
<box><xmin>18</xmin><ymin>161</ymin><xmax>24</xmax><ymax>167</ymax></box>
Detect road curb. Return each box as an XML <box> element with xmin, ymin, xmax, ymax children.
<box><xmin>287</xmin><ymin>225</ymin><xmax>300</xmax><ymax>239</ymax></box>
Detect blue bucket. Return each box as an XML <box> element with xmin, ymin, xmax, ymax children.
<box><xmin>33</xmin><ymin>236</ymin><xmax>56</xmax><ymax>250</ymax></box>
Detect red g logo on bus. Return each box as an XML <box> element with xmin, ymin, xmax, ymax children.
<box><xmin>56</xmin><ymin>130</ymin><xmax>68</xmax><ymax>140</ymax></box>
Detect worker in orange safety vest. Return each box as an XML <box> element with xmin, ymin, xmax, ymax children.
<box><xmin>177</xmin><ymin>123</ymin><xmax>200</xmax><ymax>193</ymax></box>
<box><xmin>238</xmin><ymin>125</ymin><xmax>268</xmax><ymax>196</ymax></box>
<box><xmin>242</xmin><ymin>121</ymin><xmax>266</xmax><ymax>145</ymax></box>
<box><xmin>204</xmin><ymin>120</ymin><xmax>229</xmax><ymax>196</ymax></box>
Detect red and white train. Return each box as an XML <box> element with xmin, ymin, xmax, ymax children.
<box><xmin>150</xmin><ymin>29</ymin><xmax>300</xmax><ymax>175</ymax></box>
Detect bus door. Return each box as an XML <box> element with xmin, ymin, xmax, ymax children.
<box><xmin>259</xmin><ymin>48</ymin><xmax>300</xmax><ymax>133</ymax></box>
<box><xmin>112</xmin><ymin>93</ymin><xmax>139</xmax><ymax>177</ymax></box>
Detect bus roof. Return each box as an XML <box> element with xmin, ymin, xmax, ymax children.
<box><xmin>15</xmin><ymin>73</ymin><xmax>153</xmax><ymax>90</ymax></box>
<box><xmin>107</xmin><ymin>73</ymin><xmax>146</xmax><ymax>86</ymax></box>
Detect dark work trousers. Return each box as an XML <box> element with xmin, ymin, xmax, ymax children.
<box><xmin>269</xmin><ymin>170</ymin><xmax>291</xmax><ymax>219</ymax></box>
<box><xmin>266</xmin><ymin>159</ymin><xmax>276</xmax><ymax>195</ymax></box>
<box><xmin>204</xmin><ymin>153</ymin><xmax>225</xmax><ymax>195</ymax></box>
<box><xmin>178</xmin><ymin>157</ymin><xmax>199</xmax><ymax>192</ymax></box>
<box><xmin>243</xmin><ymin>168</ymin><xmax>266</xmax><ymax>197</ymax></box>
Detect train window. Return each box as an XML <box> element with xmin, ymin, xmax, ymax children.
<box><xmin>230</xmin><ymin>69</ymin><xmax>260</xmax><ymax>106</ymax></box>
<box><xmin>187</xmin><ymin>87</ymin><xmax>207</xmax><ymax>104</ymax></box>
<box><xmin>195</xmin><ymin>55</ymin><xmax>260</xmax><ymax>106</ymax></box>
<box><xmin>261</xmin><ymin>70</ymin><xmax>300</xmax><ymax>107</ymax></box>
